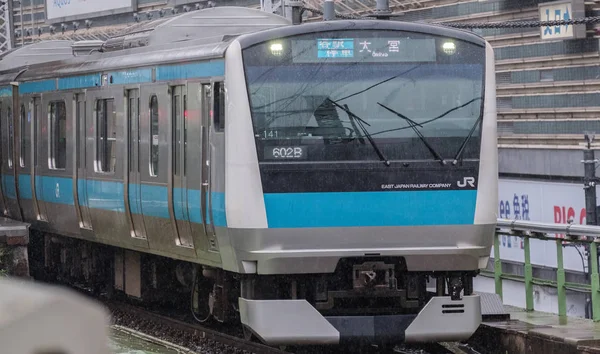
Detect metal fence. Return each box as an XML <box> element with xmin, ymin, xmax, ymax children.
<box><xmin>490</xmin><ymin>219</ymin><xmax>600</xmax><ymax>321</ymax></box>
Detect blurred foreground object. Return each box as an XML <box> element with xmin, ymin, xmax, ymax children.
<box><xmin>0</xmin><ymin>278</ymin><xmax>111</xmax><ymax>354</ymax></box>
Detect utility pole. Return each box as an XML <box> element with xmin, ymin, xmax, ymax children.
<box><xmin>260</xmin><ymin>0</ymin><xmax>302</xmax><ymax>24</ymax></box>
<box><xmin>583</xmin><ymin>132</ymin><xmax>597</xmax><ymax>319</ymax></box>
<box><xmin>323</xmin><ymin>0</ymin><xmax>335</xmax><ymax>21</ymax></box>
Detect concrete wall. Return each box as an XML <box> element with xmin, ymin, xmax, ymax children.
<box><xmin>500</xmin><ymin>148</ymin><xmax>588</xmax><ymax>179</ymax></box>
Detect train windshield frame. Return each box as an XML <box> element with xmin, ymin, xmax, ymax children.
<box><xmin>241</xmin><ymin>29</ymin><xmax>486</xmax><ymax>163</ymax></box>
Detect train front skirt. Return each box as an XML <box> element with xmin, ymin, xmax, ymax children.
<box><xmin>238</xmin><ymin>294</ymin><xmax>482</xmax><ymax>345</ymax></box>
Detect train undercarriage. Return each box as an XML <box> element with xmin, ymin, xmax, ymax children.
<box><xmin>29</xmin><ymin>229</ymin><xmax>481</xmax><ymax>347</ymax></box>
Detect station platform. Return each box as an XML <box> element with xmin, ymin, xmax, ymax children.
<box><xmin>471</xmin><ymin>293</ymin><xmax>600</xmax><ymax>354</ymax></box>
<box><xmin>0</xmin><ymin>216</ymin><xmax>30</xmax><ymax>277</ymax></box>
<box><xmin>0</xmin><ymin>216</ymin><xmax>29</xmax><ymax>242</ymax></box>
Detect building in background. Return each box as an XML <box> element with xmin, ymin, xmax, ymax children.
<box><xmin>9</xmin><ymin>0</ymin><xmax>260</xmax><ymax>47</ymax></box>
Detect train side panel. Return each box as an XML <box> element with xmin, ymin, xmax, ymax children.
<box><xmin>6</xmin><ymin>60</ymin><xmax>227</xmax><ymax>266</ymax></box>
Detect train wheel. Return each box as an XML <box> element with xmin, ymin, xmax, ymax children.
<box><xmin>191</xmin><ymin>270</ymin><xmax>214</xmax><ymax>323</ymax></box>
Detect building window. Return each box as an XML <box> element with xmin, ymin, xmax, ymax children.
<box><xmin>213</xmin><ymin>82</ymin><xmax>225</xmax><ymax>132</ymax></box>
<box><xmin>540</xmin><ymin>70</ymin><xmax>554</xmax><ymax>82</ymax></box>
<box><xmin>49</xmin><ymin>101</ymin><xmax>67</xmax><ymax>169</ymax></box>
<box><xmin>20</xmin><ymin>104</ymin><xmax>27</xmax><ymax>168</ymax></box>
<box><xmin>150</xmin><ymin>95</ymin><xmax>159</xmax><ymax>177</ymax></box>
<box><xmin>96</xmin><ymin>99</ymin><xmax>116</xmax><ymax>173</ymax></box>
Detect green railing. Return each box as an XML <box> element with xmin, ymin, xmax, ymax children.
<box><xmin>489</xmin><ymin>219</ymin><xmax>600</xmax><ymax>321</ymax></box>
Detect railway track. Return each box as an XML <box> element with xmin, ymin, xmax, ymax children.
<box><xmin>393</xmin><ymin>343</ymin><xmax>480</xmax><ymax>354</ymax></box>
<box><xmin>106</xmin><ymin>300</ymin><xmax>287</xmax><ymax>354</ymax></box>
<box><xmin>34</xmin><ymin>276</ymin><xmax>287</xmax><ymax>354</ymax></box>
<box><xmin>108</xmin><ymin>298</ymin><xmax>482</xmax><ymax>354</ymax></box>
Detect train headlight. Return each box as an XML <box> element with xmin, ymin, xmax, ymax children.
<box><xmin>270</xmin><ymin>42</ymin><xmax>283</xmax><ymax>56</ymax></box>
<box><xmin>442</xmin><ymin>41</ymin><xmax>456</xmax><ymax>55</ymax></box>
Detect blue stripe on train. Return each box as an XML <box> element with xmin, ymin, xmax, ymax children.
<box><xmin>58</xmin><ymin>74</ymin><xmax>101</xmax><ymax>90</ymax></box>
<box><xmin>109</xmin><ymin>69</ymin><xmax>153</xmax><ymax>85</ymax></box>
<box><xmin>1</xmin><ymin>60</ymin><xmax>226</xmax><ymax>94</ymax></box>
<box><xmin>20</xmin><ymin>79</ymin><xmax>56</xmax><ymax>94</ymax></box>
<box><xmin>2</xmin><ymin>175</ymin><xmax>15</xmax><ymax>199</ymax></box>
<box><xmin>156</xmin><ymin>61</ymin><xmax>224</xmax><ymax>81</ymax></box>
<box><xmin>0</xmin><ymin>87</ymin><xmax>12</xmax><ymax>97</ymax></box>
<box><xmin>6</xmin><ymin>175</ymin><xmax>476</xmax><ymax>229</ymax></box>
<box><xmin>18</xmin><ymin>174</ymin><xmax>32</xmax><ymax>199</ymax></box>
<box><xmin>263</xmin><ymin>190</ymin><xmax>478</xmax><ymax>228</ymax></box>
<box><xmin>6</xmin><ymin>174</ymin><xmax>227</xmax><ymax>227</ymax></box>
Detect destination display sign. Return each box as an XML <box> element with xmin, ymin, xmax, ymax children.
<box><xmin>292</xmin><ymin>37</ymin><xmax>437</xmax><ymax>63</ymax></box>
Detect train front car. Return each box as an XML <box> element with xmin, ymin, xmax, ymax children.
<box><xmin>223</xmin><ymin>20</ymin><xmax>497</xmax><ymax>346</ymax></box>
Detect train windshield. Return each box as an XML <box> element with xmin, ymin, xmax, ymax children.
<box><xmin>242</xmin><ymin>30</ymin><xmax>486</xmax><ymax>163</ymax></box>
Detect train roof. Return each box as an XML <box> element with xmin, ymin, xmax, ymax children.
<box><xmin>236</xmin><ymin>17</ymin><xmax>486</xmax><ymax>49</ymax></box>
<box><xmin>0</xmin><ymin>7</ymin><xmax>291</xmax><ymax>83</ymax></box>
<box><xmin>0</xmin><ymin>6</ymin><xmax>486</xmax><ymax>84</ymax></box>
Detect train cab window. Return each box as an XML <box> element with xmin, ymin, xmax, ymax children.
<box><xmin>19</xmin><ymin>104</ymin><xmax>27</xmax><ymax>168</ymax></box>
<box><xmin>149</xmin><ymin>95</ymin><xmax>159</xmax><ymax>177</ymax></box>
<box><xmin>213</xmin><ymin>82</ymin><xmax>224</xmax><ymax>132</ymax></box>
<box><xmin>7</xmin><ymin>106</ymin><xmax>12</xmax><ymax>168</ymax></box>
<box><xmin>96</xmin><ymin>99</ymin><xmax>116</xmax><ymax>173</ymax></box>
<box><xmin>48</xmin><ymin>101</ymin><xmax>67</xmax><ymax>170</ymax></box>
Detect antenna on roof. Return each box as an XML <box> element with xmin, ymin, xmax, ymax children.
<box><xmin>374</xmin><ymin>0</ymin><xmax>392</xmax><ymax>19</ymax></box>
<box><xmin>363</xmin><ymin>0</ymin><xmax>404</xmax><ymax>20</ymax></box>
<box><xmin>71</xmin><ymin>40</ymin><xmax>104</xmax><ymax>56</ymax></box>
<box><xmin>323</xmin><ymin>0</ymin><xmax>335</xmax><ymax>21</ymax></box>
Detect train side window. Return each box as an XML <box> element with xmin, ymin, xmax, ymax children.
<box><xmin>172</xmin><ymin>92</ymin><xmax>181</xmax><ymax>174</ymax></box>
<box><xmin>48</xmin><ymin>101</ymin><xmax>67</xmax><ymax>170</ymax></box>
<box><xmin>96</xmin><ymin>99</ymin><xmax>116</xmax><ymax>173</ymax></box>
<box><xmin>213</xmin><ymin>82</ymin><xmax>225</xmax><ymax>132</ymax></box>
<box><xmin>7</xmin><ymin>106</ymin><xmax>12</xmax><ymax>168</ymax></box>
<box><xmin>149</xmin><ymin>95</ymin><xmax>159</xmax><ymax>177</ymax></box>
<box><xmin>19</xmin><ymin>104</ymin><xmax>27</xmax><ymax>168</ymax></box>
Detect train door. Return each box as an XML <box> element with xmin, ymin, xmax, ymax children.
<box><xmin>17</xmin><ymin>99</ymin><xmax>35</xmax><ymax>222</ymax></box>
<box><xmin>32</xmin><ymin>97</ymin><xmax>48</xmax><ymax>222</ymax></box>
<box><xmin>40</xmin><ymin>93</ymin><xmax>79</xmax><ymax>235</ymax></box>
<box><xmin>170</xmin><ymin>85</ymin><xmax>194</xmax><ymax>248</ymax></box>
<box><xmin>182</xmin><ymin>82</ymin><xmax>218</xmax><ymax>260</ymax></box>
<box><xmin>125</xmin><ymin>89</ymin><xmax>147</xmax><ymax>240</ymax></box>
<box><xmin>2</xmin><ymin>94</ymin><xmax>22</xmax><ymax>220</ymax></box>
<box><xmin>201</xmin><ymin>83</ymin><xmax>217</xmax><ymax>242</ymax></box>
<box><xmin>0</xmin><ymin>101</ymin><xmax>7</xmax><ymax>217</ymax></box>
<box><xmin>74</xmin><ymin>93</ymin><xmax>92</xmax><ymax>230</ymax></box>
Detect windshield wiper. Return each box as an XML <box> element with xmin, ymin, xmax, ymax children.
<box><xmin>377</xmin><ymin>102</ymin><xmax>446</xmax><ymax>165</ymax></box>
<box><xmin>452</xmin><ymin>114</ymin><xmax>483</xmax><ymax>165</ymax></box>
<box><xmin>325</xmin><ymin>98</ymin><xmax>390</xmax><ymax>166</ymax></box>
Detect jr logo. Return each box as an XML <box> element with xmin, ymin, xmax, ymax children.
<box><xmin>457</xmin><ymin>177</ymin><xmax>476</xmax><ymax>188</ymax></box>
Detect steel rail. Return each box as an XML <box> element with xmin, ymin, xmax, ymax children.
<box><xmin>106</xmin><ymin>300</ymin><xmax>289</xmax><ymax>354</ymax></box>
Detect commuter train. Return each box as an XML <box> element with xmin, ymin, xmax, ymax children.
<box><xmin>0</xmin><ymin>6</ymin><xmax>497</xmax><ymax>346</ymax></box>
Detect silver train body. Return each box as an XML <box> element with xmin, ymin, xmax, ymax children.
<box><xmin>0</xmin><ymin>7</ymin><xmax>497</xmax><ymax>346</ymax></box>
